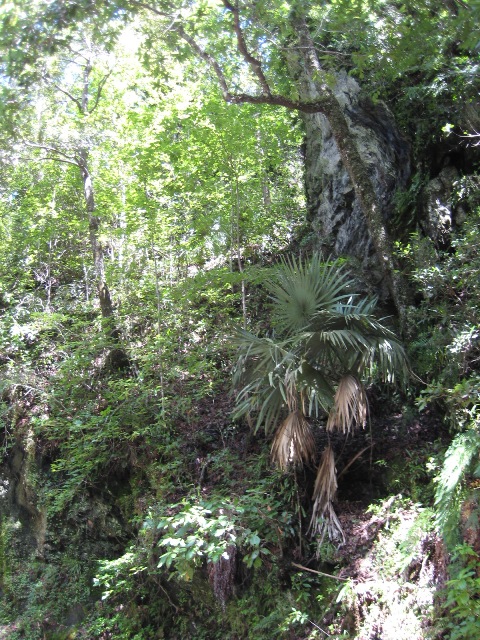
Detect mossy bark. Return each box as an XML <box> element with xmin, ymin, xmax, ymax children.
<box><xmin>289</xmin><ymin>18</ymin><xmax>408</xmax><ymax>326</ymax></box>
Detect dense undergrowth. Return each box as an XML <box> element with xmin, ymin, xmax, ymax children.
<box><xmin>0</xmin><ymin>1</ymin><xmax>479</xmax><ymax>637</ymax></box>
<box><xmin>1</xmin><ymin>201</ymin><xmax>480</xmax><ymax>639</ymax></box>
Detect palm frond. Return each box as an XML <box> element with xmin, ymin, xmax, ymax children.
<box><xmin>268</xmin><ymin>254</ymin><xmax>354</xmax><ymax>335</ymax></box>
<box><xmin>232</xmin><ymin>254</ymin><xmax>407</xmax><ymax>446</ymax></box>
<box><xmin>233</xmin><ymin>331</ymin><xmax>293</xmax><ymax>378</ymax></box>
<box><xmin>309</xmin><ymin>446</ymin><xmax>345</xmax><ymax>544</ymax></box>
<box><xmin>305</xmin><ymin>328</ymin><xmax>371</xmax><ymax>355</ymax></box>
<box><xmin>374</xmin><ymin>338</ymin><xmax>409</xmax><ymax>384</ymax></box>
<box><xmin>304</xmin><ymin>301</ymin><xmax>409</xmax><ymax>384</ymax></box>
<box><xmin>233</xmin><ymin>379</ymin><xmax>285</xmax><ymax>434</ymax></box>
<box><xmin>296</xmin><ymin>360</ymin><xmax>335</xmax><ymax>416</ymax></box>
<box><xmin>326</xmin><ymin>374</ymin><xmax>367</xmax><ymax>434</ymax></box>
<box><xmin>271</xmin><ymin>410</ymin><xmax>316</xmax><ymax>471</ymax></box>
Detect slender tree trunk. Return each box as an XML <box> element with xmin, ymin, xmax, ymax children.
<box><xmin>78</xmin><ymin>148</ymin><xmax>116</xmax><ymax>321</ymax></box>
<box><xmin>152</xmin><ymin>241</ymin><xmax>166</xmax><ymax>419</ymax></box>
<box><xmin>76</xmin><ymin>52</ymin><xmax>128</xmax><ymax>367</ymax></box>
<box><xmin>256</xmin><ymin>129</ymin><xmax>272</xmax><ymax>209</ymax></box>
<box><xmin>233</xmin><ymin>173</ymin><xmax>247</xmax><ymax>329</ymax></box>
<box><xmin>77</xmin><ymin>56</ymin><xmax>118</xmax><ymax>324</ymax></box>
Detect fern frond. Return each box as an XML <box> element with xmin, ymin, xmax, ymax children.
<box><xmin>435</xmin><ymin>429</ymin><xmax>480</xmax><ymax>544</ymax></box>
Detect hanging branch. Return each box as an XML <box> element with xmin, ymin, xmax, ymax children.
<box><xmin>52</xmin><ymin>82</ymin><xmax>83</xmax><ymax>112</ymax></box>
<box><xmin>88</xmin><ymin>68</ymin><xmax>114</xmax><ymax>114</ymax></box>
<box><xmin>23</xmin><ymin>142</ymin><xmax>79</xmax><ymax>166</ymax></box>
<box><xmin>222</xmin><ymin>0</ymin><xmax>272</xmax><ymax>95</ymax></box>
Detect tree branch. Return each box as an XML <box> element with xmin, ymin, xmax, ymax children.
<box><xmin>53</xmin><ymin>82</ymin><xmax>83</xmax><ymax>112</ymax></box>
<box><xmin>88</xmin><ymin>68</ymin><xmax>114</xmax><ymax>114</ymax></box>
<box><xmin>226</xmin><ymin>91</ymin><xmax>332</xmax><ymax>113</ymax></box>
<box><xmin>291</xmin><ymin>562</ymin><xmax>349</xmax><ymax>581</ymax></box>
<box><xmin>82</xmin><ymin>59</ymin><xmax>92</xmax><ymax>113</ymax></box>
<box><xmin>23</xmin><ymin>141</ymin><xmax>79</xmax><ymax>166</ymax></box>
<box><xmin>222</xmin><ymin>0</ymin><xmax>272</xmax><ymax>95</ymax></box>
<box><xmin>65</xmin><ymin>44</ymin><xmax>91</xmax><ymax>65</ymax></box>
<box><xmin>175</xmin><ymin>24</ymin><xmax>232</xmax><ymax>100</ymax></box>
<box><xmin>173</xmin><ymin>24</ymin><xmax>331</xmax><ymax>114</ymax></box>
<box><xmin>40</xmin><ymin>156</ymin><xmax>81</xmax><ymax>168</ymax></box>
<box><xmin>129</xmin><ymin>0</ymin><xmax>169</xmax><ymax>18</ymax></box>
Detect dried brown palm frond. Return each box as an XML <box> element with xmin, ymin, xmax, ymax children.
<box><xmin>326</xmin><ymin>374</ymin><xmax>367</xmax><ymax>434</ymax></box>
<box><xmin>309</xmin><ymin>446</ymin><xmax>345</xmax><ymax>545</ymax></box>
<box><xmin>271</xmin><ymin>410</ymin><xmax>316</xmax><ymax>471</ymax></box>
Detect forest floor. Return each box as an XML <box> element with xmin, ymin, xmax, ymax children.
<box><xmin>317</xmin><ymin>408</ymin><xmax>451</xmax><ymax>640</ymax></box>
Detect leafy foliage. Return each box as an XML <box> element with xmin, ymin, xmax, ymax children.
<box><xmin>434</xmin><ymin>429</ymin><xmax>480</xmax><ymax>544</ymax></box>
<box><xmin>445</xmin><ymin>544</ymin><xmax>480</xmax><ymax>640</ymax></box>
<box><xmin>233</xmin><ymin>253</ymin><xmax>407</xmax><ymax>543</ymax></box>
<box><xmin>0</xmin><ymin>1</ymin><xmax>478</xmax><ymax>638</ymax></box>
<box><xmin>233</xmin><ymin>254</ymin><xmax>407</xmax><ymax>437</ymax></box>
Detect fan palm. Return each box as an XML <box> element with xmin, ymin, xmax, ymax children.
<box><xmin>233</xmin><ymin>254</ymin><xmax>408</xmax><ymax>543</ymax></box>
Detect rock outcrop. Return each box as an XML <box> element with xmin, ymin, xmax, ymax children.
<box><xmin>303</xmin><ymin>72</ymin><xmax>410</xmax><ymax>275</ymax></box>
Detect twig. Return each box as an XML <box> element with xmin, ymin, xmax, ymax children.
<box><xmin>291</xmin><ymin>562</ymin><xmax>348</xmax><ymax>581</ymax></box>
<box><xmin>337</xmin><ymin>444</ymin><xmax>374</xmax><ymax>480</ymax></box>
<box><xmin>308</xmin><ymin>619</ymin><xmax>331</xmax><ymax>636</ymax></box>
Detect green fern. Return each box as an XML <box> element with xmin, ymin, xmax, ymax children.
<box><xmin>435</xmin><ymin>429</ymin><xmax>480</xmax><ymax>545</ymax></box>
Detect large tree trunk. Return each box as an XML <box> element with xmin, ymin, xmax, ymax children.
<box><xmin>290</xmin><ymin>18</ymin><xmax>409</xmax><ymax>321</ymax></box>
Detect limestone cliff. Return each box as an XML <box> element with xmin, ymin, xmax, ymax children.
<box><xmin>303</xmin><ymin>71</ymin><xmax>410</xmax><ymax>275</ymax></box>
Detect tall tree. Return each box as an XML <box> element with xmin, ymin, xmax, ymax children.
<box><xmin>2</xmin><ymin>0</ymin><xmax>477</xmax><ymax>322</ymax></box>
<box><xmin>40</xmin><ymin>34</ymin><xmax>116</xmax><ymax>321</ymax></box>
<box><xmin>126</xmin><ymin>0</ymin><xmax>408</xmax><ymax>321</ymax></box>
<box><xmin>11</xmin><ymin>28</ymin><xmax>129</xmax><ymax>363</ymax></box>
<box><xmin>0</xmin><ymin>0</ymin><xmax>408</xmax><ymax>319</ymax></box>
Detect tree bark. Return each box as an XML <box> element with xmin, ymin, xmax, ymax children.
<box><xmin>73</xmin><ymin>47</ymin><xmax>128</xmax><ymax>367</ymax></box>
<box><xmin>287</xmin><ymin>16</ymin><xmax>407</xmax><ymax>325</ymax></box>
<box><xmin>78</xmin><ymin>148</ymin><xmax>116</xmax><ymax>322</ymax></box>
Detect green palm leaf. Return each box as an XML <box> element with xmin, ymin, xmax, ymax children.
<box><xmin>231</xmin><ymin>254</ymin><xmax>410</xmax><ymax>548</ymax></box>
<box><xmin>268</xmin><ymin>255</ymin><xmax>354</xmax><ymax>334</ymax></box>
<box><xmin>296</xmin><ymin>360</ymin><xmax>335</xmax><ymax>415</ymax></box>
<box><xmin>232</xmin><ymin>253</ymin><xmax>408</xmax><ymax>495</ymax></box>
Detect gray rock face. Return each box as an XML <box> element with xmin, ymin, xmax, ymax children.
<box><xmin>304</xmin><ymin>72</ymin><xmax>410</xmax><ymax>268</ymax></box>
<box><xmin>423</xmin><ymin>165</ymin><xmax>459</xmax><ymax>247</ymax></box>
